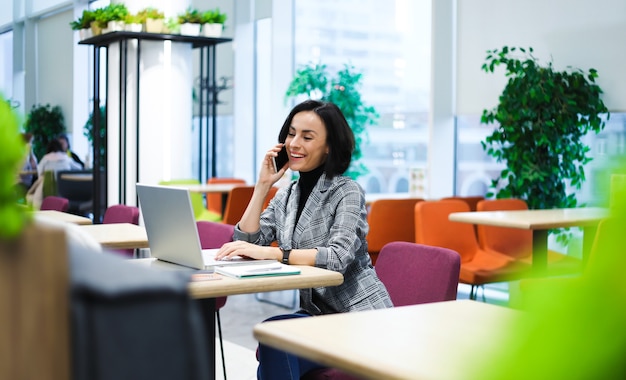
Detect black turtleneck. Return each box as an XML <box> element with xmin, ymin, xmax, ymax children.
<box><xmin>296</xmin><ymin>164</ymin><xmax>325</xmax><ymax>223</ymax></box>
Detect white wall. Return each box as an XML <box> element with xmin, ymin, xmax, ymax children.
<box><xmin>457</xmin><ymin>0</ymin><xmax>626</xmax><ymax>114</ymax></box>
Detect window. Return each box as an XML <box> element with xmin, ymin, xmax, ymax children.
<box><xmin>293</xmin><ymin>0</ymin><xmax>431</xmax><ymax>194</ymax></box>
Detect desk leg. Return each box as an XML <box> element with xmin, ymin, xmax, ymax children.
<box><xmin>532</xmin><ymin>230</ymin><xmax>548</xmax><ymax>273</ymax></box>
<box><xmin>198</xmin><ymin>298</ymin><xmax>217</xmax><ymax>380</ymax></box>
<box><xmin>582</xmin><ymin>225</ymin><xmax>598</xmax><ymax>267</ymax></box>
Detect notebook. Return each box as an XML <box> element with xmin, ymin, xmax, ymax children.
<box><xmin>136</xmin><ymin>183</ymin><xmax>275</xmax><ymax>271</ymax></box>
<box><xmin>215</xmin><ymin>262</ymin><xmax>301</xmax><ymax>279</ymax></box>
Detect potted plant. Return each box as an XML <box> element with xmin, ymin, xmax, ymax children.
<box><xmin>123</xmin><ymin>12</ymin><xmax>144</xmax><ymax>32</ymax></box>
<box><xmin>24</xmin><ymin>104</ymin><xmax>67</xmax><ymax>160</ymax></box>
<box><xmin>138</xmin><ymin>7</ymin><xmax>165</xmax><ymax>33</ymax></box>
<box><xmin>164</xmin><ymin>17</ymin><xmax>180</xmax><ymax>35</ymax></box>
<box><xmin>101</xmin><ymin>3</ymin><xmax>129</xmax><ymax>33</ymax></box>
<box><xmin>83</xmin><ymin>105</ymin><xmax>106</xmax><ymax>171</ymax></box>
<box><xmin>70</xmin><ymin>9</ymin><xmax>96</xmax><ymax>40</ymax></box>
<box><xmin>481</xmin><ymin>46</ymin><xmax>609</xmax><ymax>243</ymax></box>
<box><xmin>201</xmin><ymin>8</ymin><xmax>227</xmax><ymax>37</ymax></box>
<box><xmin>285</xmin><ymin>63</ymin><xmax>378</xmax><ymax>180</ymax></box>
<box><xmin>178</xmin><ymin>7</ymin><xmax>203</xmax><ymax>35</ymax></box>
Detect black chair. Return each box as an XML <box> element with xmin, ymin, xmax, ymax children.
<box><xmin>56</xmin><ymin>170</ymin><xmax>93</xmax><ymax>217</ymax></box>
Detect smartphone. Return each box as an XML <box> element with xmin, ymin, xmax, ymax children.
<box><xmin>272</xmin><ymin>146</ymin><xmax>289</xmax><ymax>172</ymax></box>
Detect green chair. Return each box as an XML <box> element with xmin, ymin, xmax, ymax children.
<box><xmin>159</xmin><ymin>179</ymin><xmax>221</xmax><ymax>222</ymax></box>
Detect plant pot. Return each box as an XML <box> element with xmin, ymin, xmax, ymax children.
<box><xmin>180</xmin><ymin>23</ymin><xmax>201</xmax><ymax>36</ymax></box>
<box><xmin>90</xmin><ymin>21</ymin><xmax>102</xmax><ymax>36</ymax></box>
<box><xmin>145</xmin><ymin>18</ymin><xmax>164</xmax><ymax>33</ymax></box>
<box><xmin>202</xmin><ymin>23</ymin><xmax>223</xmax><ymax>38</ymax></box>
<box><xmin>125</xmin><ymin>23</ymin><xmax>143</xmax><ymax>32</ymax></box>
<box><xmin>107</xmin><ymin>20</ymin><xmax>125</xmax><ymax>32</ymax></box>
<box><xmin>78</xmin><ymin>28</ymin><xmax>92</xmax><ymax>41</ymax></box>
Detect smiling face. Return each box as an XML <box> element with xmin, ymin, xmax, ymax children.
<box><xmin>285</xmin><ymin>111</ymin><xmax>329</xmax><ymax>173</ymax></box>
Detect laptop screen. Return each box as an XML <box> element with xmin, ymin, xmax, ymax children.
<box><xmin>136</xmin><ymin>183</ymin><xmax>206</xmax><ymax>269</ymax></box>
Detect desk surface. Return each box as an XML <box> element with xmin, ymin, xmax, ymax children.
<box><xmin>449</xmin><ymin>207</ymin><xmax>608</xmax><ymax>230</ymax></box>
<box><xmin>59</xmin><ymin>173</ymin><xmax>93</xmax><ymax>181</ymax></box>
<box><xmin>80</xmin><ymin>223</ymin><xmax>149</xmax><ymax>249</ymax></box>
<box><xmin>134</xmin><ymin>259</ymin><xmax>344</xmax><ymax>299</ymax></box>
<box><xmin>175</xmin><ymin>183</ymin><xmax>240</xmax><ymax>194</ymax></box>
<box><xmin>34</xmin><ymin>210</ymin><xmax>93</xmax><ymax>225</ymax></box>
<box><xmin>254</xmin><ymin>300</ymin><xmax>520</xmax><ymax>380</ymax></box>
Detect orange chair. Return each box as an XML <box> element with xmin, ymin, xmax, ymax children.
<box><xmin>441</xmin><ymin>195</ymin><xmax>485</xmax><ymax>211</ymax></box>
<box><xmin>414</xmin><ymin>199</ymin><xmax>533</xmax><ymax>300</ymax></box>
<box><xmin>366</xmin><ymin>198</ymin><xmax>424</xmax><ymax>265</ymax></box>
<box><xmin>476</xmin><ymin>198</ymin><xmax>582</xmax><ymax>275</ymax></box>
<box><xmin>206</xmin><ymin>177</ymin><xmax>246</xmax><ymax>216</ymax></box>
<box><xmin>222</xmin><ymin>186</ymin><xmax>278</xmax><ymax>225</ymax></box>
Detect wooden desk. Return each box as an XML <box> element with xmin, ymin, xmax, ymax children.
<box><xmin>79</xmin><ymin>223</ymin><xmax>149</xmax><ymax>250</ymax></box>
<box><xmin>176</xmin><ymin>183</ymin><xmax>240</xmax><ymax>194</ymax></box>
<box><xmin>449</xmin><ymin>207</ymin><xmax>608</xmax><ymax>270</ymax></box>
<box><xmin>134</xmin><ymin>259</ymin><xmax>343</xmax><ymax>380</ymax></box>
<box><xmin>253</xmin><ymin>300</ymin><xmax>520</xmax><ymax>380</ymax></box>
<box><xmin>59</xmin><ymin>173</ymin><xmax>93</xmax><ymax>181</ymax></box>
<box><xmin>34</xmin><ymin>210</ymin><xmax>93</xmax><ymax>225</ymax></box>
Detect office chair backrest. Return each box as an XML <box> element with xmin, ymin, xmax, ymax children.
<box><xmin>375</xmin><ymin>241</ymin><xmax>460</xmax><ymax>306</ymax></box>
<box><xmin>103</xmin><ymin>204</ymin><xmax>140</xmax><ymax>225</ymax></box>
<box><xmin>441</xmin><ymin>195</ymin><xmax>485</xmax><ymax>212</ymax></box>
<box><xmin>476</xmin><ymin>198</ymin><xmax>531</xmax><ymax>259</ymax></box>
<box><xmin>40</xmin><ymin>195</ymin><xmax>69</xmax><ymax>212</ymax></box>
<box><xmin>196</xmin><ymin>221</ymin><xmax>235</xmax><ymax>310</ymax></box>
<box><xmin>221</xmin><ymin>186</ymin><xmax>278</xmax><ymax>226</ymax></box>
<box><xmin>366</xmin><ymin>198</ymin><xmax>424</xmax><ymax>265</ymax></box>
<box><xmin>206</xmin><ymin>177</ymin><xmax>246</xmax><ymax>215</ymax></box>
<box><xmin>415</xmin><ymin>199</ymin><xmax>479</xmax><ymax>263</ymax></box>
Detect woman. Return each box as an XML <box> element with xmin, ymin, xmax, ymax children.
<box><xmin>216</xmin><ymin>100</ymin><xmax>392</xmax><ymax>379</ymax></box>
<box><xmin>38</xmin><ymin>139</ymin><xmax>82</xmax><ymax>176</ymax></box>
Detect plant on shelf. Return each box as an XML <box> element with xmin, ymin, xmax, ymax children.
<box><xmin>123</xmin><ymin>13</ymin><xmax>144</xmax><ymax>32</ymax></box>
<box><xmin>285</xmin><ymin>63</ymin><xmax>378</xmax><ymax>180</ymax></box>
<box><xmin>481</xmin><ymin>46</ymin><xmax>609</xmax><ymax>243</ymax></box>
<box><xmin>0</xmin><ymin>94</ymin><xmax>31</xmax><ymax>238</ymax></box>
<box><xmin>201</xmin><ymin>8</ymin><xmax>227</xmax><ymax>37</ymax></box>
<box><xmin>69</xmin><ymin>9</ymin><xmax>95</xmax><ymax>31</ymax></box>
<box><xmin>178</xmin><ymin>7</ymin><xmax>203</xmax><ymax>35</ymax></box>
<box><xmin>138</xmin><ymin>7</ymin><xmax>165</xmax><ymax>33</ymax></box>
<box><xmin>24</xmin><ymin>104</ymin><xmax>67</xmax><ymax>160</ymax></box>
<box><xmin>99</xmin><ymin>3</ymin><xmax>129</xmax><ymax>32</ymax></box>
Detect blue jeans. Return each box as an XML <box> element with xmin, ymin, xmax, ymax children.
<box><xmin>257</xmin><ymin>312</ymin><xmax>323</xmax><ymax>380</ymax></box>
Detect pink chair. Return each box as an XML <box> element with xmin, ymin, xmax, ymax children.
<box><xmin>40</xmin><ymin>196</ymin><xmax>69</xmax><ymax>212</ymax></box>
<box><xmin>196</xmin><ymin>221</ymin><xmax>234</xmax><ymax>380</ymax></box>
<box><xmin>301</xmin><ymin>241</ymin><xmax>461</xmax><ymax>380</ymax></box>
<box><xmin>102</xmin><ymin>204</ymin><xmax>140</xmax><ymax>225</ymax></box>
<box><xmin>102</xmin><ymin>205</ymin><xmax>140</xmax><ymax>257</ymax></box>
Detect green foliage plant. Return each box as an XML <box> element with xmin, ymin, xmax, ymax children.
<box><xmin>137</xmin><ymin>7</ymin><xmax>164</xmax><ymax>20</ymax></box>
<box><xmin>201</xmin><ymin>8</ymin><xmax>227</xmax><ymax>25</ymax></box>
<box><xmin>285</xmin><ymin>63</ymin><xmax>378</xmax><ymax>180</ymax></box>
<box><xmin>70</xmin><ymin>9</ymin><xmax>96</xmax><ymax>30</ymax></box>
<box><xmin>481</xmin><ymin>46</ymin><xmax>609</xmax><ymax>243</ymax></box>
<box><xmin>83</xmin><ymin>105</ymin><xmax>106</xmax><ymax>170</ymax></box>
<box><xmin>0</xmin><ymin>95</ymin><xmax>31</xmax><ymax>239</ymax></box>
<box><xmin>178</xmin><ymin>7</ymin><xmax>203</xmax><ymax>24</ymax></box>
<box><xmin>94</xmin><ymin>3</ymin><xmax>129</xmax><ymax>28</ymax></box>
<box><xmin>24</xmin><ymin>104</ymin><xmax>66</xmax><ymax>160</ymax></box>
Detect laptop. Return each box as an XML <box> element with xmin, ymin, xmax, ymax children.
<box><xmin>136</xmin><ymin>183</ymin><xmax>275</xmax><ymax>270</ymax></box>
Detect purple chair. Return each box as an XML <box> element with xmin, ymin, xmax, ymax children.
<box><xmin>302</xmin><ymin>242</ymin><xmax>461</xmax><ymax>379</ymax></box>
<box><xmin>40</xmin><ymin>196</ymin><xmax>70</xmax><ymax>212</ymax></box>
<box><xmin>196</xmin><ymin>221</ymin><xmax>235</xmax><ymax>380</ymax></box>
<box><xmin>102</xmin><ymin>205</ymin><xmax>140</xmax><ymax>257</ymax></box>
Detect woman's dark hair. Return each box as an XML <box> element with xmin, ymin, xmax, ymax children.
<box><xmin>278</xmin><ymin>100</ymin><xmax>354</xmax><ymax>178</ymax></box>
<box><xmin>46</xmin><ymin>139</ymin><xmax>64</xmax><ymax>153</ymax></box>
<box><xmin>57</xmin><ymin>133</ymin><xmax>70</xmax><ymax>148</ymax></box>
